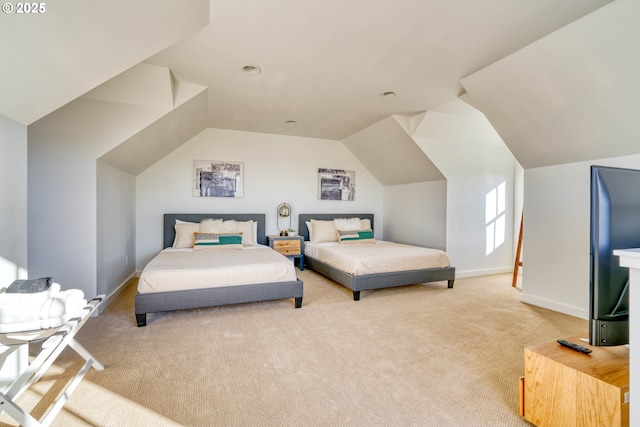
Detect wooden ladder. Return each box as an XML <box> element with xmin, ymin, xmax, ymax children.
<box><xmin>512</xmin><ymin>211</ymin><xmax>523</xmax><ymax>287</ymax></box>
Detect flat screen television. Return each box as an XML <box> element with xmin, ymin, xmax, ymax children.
<box><xmin>589</xmin><ymin>165</ymin><xmax>637</xmax><ymax>347</ymax></box>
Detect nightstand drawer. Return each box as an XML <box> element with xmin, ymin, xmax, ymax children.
<box><xmin>267</xmin><ymin>235</ymin><xmax>304</xmax><ymax>270</ymax></box>
<box><xmin>272</xmin><ymin>239</ymin><xmax>301</xmax><ymax>255</ymax></box>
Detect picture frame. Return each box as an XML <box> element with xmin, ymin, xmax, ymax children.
<box><xmin>193</xmin><ymin>160</ymin><xmax>244</xmax><ymax>197</ymax></box>
<box><xmin>318</xmin><ymin>168</ymin><xmax>355</xmax><ymax>201</ymax></box>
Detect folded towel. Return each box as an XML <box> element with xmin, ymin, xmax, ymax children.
<box><xmin>40</xmin><ymin>289</ymin><xmax>86</xmax><ymax>320</ymax></box>
<box><xmin>0</xmin><ymin>285</ymin><xmax>87</xmax><ymax>333</ymax></box>
<box><xmin>6</xmin><ymin>277</ymin><xmax>52</xmax><ymax>293</ymax></box>
<box><xmin>0</xmin><ymin>283</ymin><xmax>61</xmax><ymax>312</ymax></box>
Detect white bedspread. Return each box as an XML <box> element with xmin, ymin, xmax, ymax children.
<box><xmin>138</xmin><ymin>246</ymin><xmax>297</xmax><ymax>294</ymax></box>
<box><xmin>305</xmin><ymin>241</ymin><xmax>450</xmax><ymax>275</ymax></box>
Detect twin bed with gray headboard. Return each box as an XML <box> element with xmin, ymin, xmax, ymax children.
<box><xmin>299</xmin><ymin>213</ymin><xmax>455</xmax><ymax>300</ymax></box>
<box><xmin>134</xmin><ymin>213</ymin><xmax>303</xmax><ymax>326</ymax></box>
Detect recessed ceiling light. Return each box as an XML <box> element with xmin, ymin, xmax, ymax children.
<box><xmin>242</xmin><ymin>65</ymin><xmax>262</xmax><ymax>74</ymax></box>
<box><xmin>380</xmin><ymin>91</ymin><xmax>397</xmax><ymax>98</ymax></box>
<box><xmin>286</xmin><ymin>120</ymin><xmax>298</xmax><ymax>125</ymax></box>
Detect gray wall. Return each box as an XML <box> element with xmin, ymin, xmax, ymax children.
<box><xmin>0</xmin><ymin>116</ymin><xmax>27</xmax><ymax>286</ymax></box>
<box><xmin>97</xmin><ymin>161</ymin><xmax>136</xmax><ymax>299</ymax></box>
<box><xmin>383</xmin><ymin>180</ymin><xmax>447</xmax><ymax>250</ymax></box>
<box><xmin>26</xmin><ymin>98</ymin><xmax>162</xmax><ymax>298</ymax></box>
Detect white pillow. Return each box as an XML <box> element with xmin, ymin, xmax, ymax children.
<box><xmin>360</xmin><ymin>218</ymin><xmax>371</xmax><ymax>230</ymax></box>
<box><xmin>236</xmin><ymin>220</ymin><xmax>258</xmax><ymax>246</ymax></box>
<box><xmin>222</xmin><ymin>219</ymin><xmax>238</xmax><ymax>232</ymax></box>
<box><xmin>173</xmin><ymin>222</ymin><xmax>201</xmax><ymax>248</ymax></box>
<box><xmin>200</xmin><ymin>218</ymin><xmax>238</xmax><ymax>233</ymax></box>
<box><xmin>200</xmin><ymin>218</ymin><xmax>224</xmax><ymax>233</ymax></box>
<box><xmin>333</xmin><ymin>217</ymin><xmax>361</xmax><ymax>231</ymax></box>
<box><xmin>310</xmin><ymin>219</ymin><xmax>338</xmax><ymax>243</ymax></box>
<box><xmin>305</xmin><ymin>221</ymin><xmax>313</xmax><ymax>240</ymax></box>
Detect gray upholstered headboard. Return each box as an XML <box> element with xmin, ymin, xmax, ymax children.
<box><xmin>163</xmin><ymin>213</ymin><xmax>267</xmax><ymax>248</ymax></box>
<box><xmin>298</xmin><ymin>214</ymin><xmax>374</xmax><ymax>242</ymax></box>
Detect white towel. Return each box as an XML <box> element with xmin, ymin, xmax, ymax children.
<box><xmin>0</xmin><ymin>284</ymin><xmax>87</xmax><ymax>333</ymax></box>
<box><xmin>40</xmin><ymin>289</ymin><xmax>86</xmax><ymax>320</ymax></box>
<box><xmin>0</xmin><ymin>283</ymin><xmax>60</xmax><ymax>308</ymax></box>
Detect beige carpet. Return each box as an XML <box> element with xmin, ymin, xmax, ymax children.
<box><xmin>0</xmin><ymin>271</ymin><xmax>587</xmax><ymax>427</ymax></box>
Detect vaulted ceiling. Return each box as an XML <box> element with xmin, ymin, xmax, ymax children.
<box><xmin>2</xmin><ymin>0</ymin><xmax>611</xmax><ymax>132</ymax></box>
<box><xmin>145</xmin><ymin>0</ymin><xmax>612</xmax><ymax>141</ymax></box>
<box><xmin>0</xmin><ymin>0</ymin><xmax>209</xmax><ymax>125</ymax></box>
<box><xmin>4</xmin><ymin>0</ymin><xmax>635</xmax><ymax>176</ymax></box>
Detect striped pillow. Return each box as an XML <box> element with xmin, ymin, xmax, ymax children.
<box><xmin>193</xmin><ymin>232</ymin><xmax>244</xmax><ymax>250</ymax></box>
<box><xmin>336</xmin><ymin>229</ymin><xmax>375</xmax><ymax>244</ymax></box>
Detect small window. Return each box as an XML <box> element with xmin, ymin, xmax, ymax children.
<box><xmin>486</xmin><ymin>182</ymin><xmax>506</xmax><ymax>255</ymax></box>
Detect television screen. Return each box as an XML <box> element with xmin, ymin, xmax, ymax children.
<box><xmin>589</xmin><ymin>165</ymin><xmax>637</xmax><ymax>346</ymax></box>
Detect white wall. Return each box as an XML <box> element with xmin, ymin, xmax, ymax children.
<box><xmin>383</xmin><ymin>180</ymin><xmax>447</xmax><ymax>250</ymax></box>
<box><xmin>0</xmin><ymin>116</ymin><xmax>28</xmax><ymax>286</ymax></box>
<box><xmin>135</xmin><ymin>128</ymin><xmax>384</xmax><ymax>270</ymax></box>
<box><xmin>522</xmin><ymin>154</ymin><xmax>640</xmax><ymax>318</ymax></box>
<box><xmin>456</xmin><ymin>0</ymin><xmax>640</xmax><ymax>305</ymax></box>
<box><xmin>412</xmin><ymin>100</ymin><xmax>522</xmax><ymax>276</ymax></box>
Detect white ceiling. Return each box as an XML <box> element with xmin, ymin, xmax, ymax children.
<box><xmin>461</xmin><ymin>0</ymin><xmax>640</xmax><ymax>169</ymax></box>
<box><xmin>0</xmin><ymin>0</ymin><xmax>210</xmax><ymax>126</ymax></box>
<box><xmin>145</xmin><ymin>0</ymin><xmax>612</xmax><ymax>140</ymax></box>
<box><xmin>1</xmin><ymin>0</ymin><xmax>622</xmax><ymax>175</ymax></box>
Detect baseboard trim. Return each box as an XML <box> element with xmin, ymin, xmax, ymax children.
<box><xmin>519</xmin><ymin>293</ymin><xmax>588</xmax><ymax>320</ymax></box>
<box><xmin>455</xmin><ymin>266</ymin><xmax>513</xmax><ymax>279</ymax></box>
<box><xmin>94</xmin><ymin>273</ymin><xmax>137</xmax><ymax>315</ymax></box>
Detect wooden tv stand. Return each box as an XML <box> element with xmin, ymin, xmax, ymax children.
<box><xmin>520</xmin><ymin>335</ymin><xmax>629</xmax><ymax>427</ymax></box>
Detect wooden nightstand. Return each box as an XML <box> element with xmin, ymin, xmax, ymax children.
<box><xmin>267</xmin><ymin>235</ymin><xmax>304</xmax><ymax>270</ymax></box>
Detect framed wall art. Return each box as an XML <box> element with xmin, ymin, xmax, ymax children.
<box><xmin>318</xmin><ymin>168</ymin><xmax>355</xmax><ymax>201</ymax></box>
<box><xmin>193</xmin><ymin>160</ymin><xmax>244</xmax><ymax>197</ymax></box>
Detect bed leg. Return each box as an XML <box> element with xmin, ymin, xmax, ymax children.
<box><xmin>136</xmin><ymin>313</ymin><xmax>147</xmax><ymax>327</ymax></box>
<box><xmin>294</xmin><ymin>297</ymin><xmax>302</xmax><ymax>308</ymax></box>
<box><xmin>448</xmin><ymin>279</ymin><xmax>455</xmax><ymax>289</ymax></box>
<box><xmin>353</xmin><ymin>291</ymin><xmax>360</xmax><ymax>301</ymax></box>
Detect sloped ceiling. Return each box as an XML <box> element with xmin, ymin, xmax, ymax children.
<box><xmin>82</xmin><ymin>64</ymin><xmax>175</xmax><ymax>109</ymax></box>
<box><xmin>4</xmin><ymin>0</ymin><xmax>632</xmax><ymax>180</ymax></box>
<box><xmin>145</xmin><ymin>0</ymin><xmax>612</xmax><ymax>140</ymax></box>
<box><xmin>0</xmin><ymin>0</ymin><xmax>209</xmax><ymax>125</ymax></box>
<box><xmin>412</xmin><ymin>99</ymin><xmax>518</xmax><ymax>176</ymax></box>
<box><xmin>97</xmin><ymin>91</ymin><xmax>208</xmax><ymax>176</ymax></box>
<box><xmin>342</xmin><ymin>115</ymin><xmax>444</xmax><ymax>185</ymax></box>
<box><xmin>461</xmin><ymin>0</ymin><xmax>640</xmax><ymax>169</ymax></box>
<box><xmin>94</xmin><ymin>65</ymin><xmax>208</xmax><ymax>175</ymax></box>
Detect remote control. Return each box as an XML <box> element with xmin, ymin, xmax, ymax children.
<box><xmin>557</xmin><ymin>339</ymin><xmax>592</xmax><ymax>354</ymax></box>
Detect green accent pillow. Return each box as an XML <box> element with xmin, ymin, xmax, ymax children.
<box><xmin>193</xmin><ymin>232</ymin><xmax>244</xmax><ymax>250</ymax></box>
<box><xmin>336</xmin><ymin>229</ymin><xmax>375</xmax><ymax>244</ymax></box>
